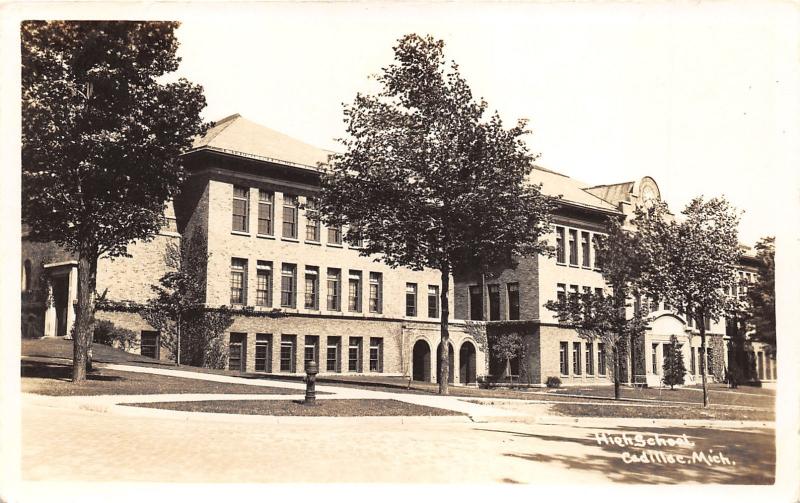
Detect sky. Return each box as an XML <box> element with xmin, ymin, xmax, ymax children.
<box><xmin>162</xmin><ymin>1</ymin><xmax>798</xmax><ymax>247</ymax></box>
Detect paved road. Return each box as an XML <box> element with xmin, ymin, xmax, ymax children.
<box><xmin>22</xmin><ymin>398</ymin><xmax>774</xmax><ymax>485</ymax></box>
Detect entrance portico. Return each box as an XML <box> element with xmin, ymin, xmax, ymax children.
<box><xmin>42</xmin><ymin>261</ymin><xmax>78</xmax><ymax>339</ymax></box>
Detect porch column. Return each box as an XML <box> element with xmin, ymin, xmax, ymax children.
<box><xmin>43</xmin><ymin>280</ymin><xmax>56</xmax><ymax>338</ymax></box>
<box><xmin>65</xmin><ymin>265</ymin><xmax>78</xmax><ymax>339</ymax></box>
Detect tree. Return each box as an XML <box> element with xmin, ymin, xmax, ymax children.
<box><xmin>635</xmin><ymin>197</ymin><xmax>741</xmax><ymax>407</ymax></box>
<box><xmin>746</xmin><ymin>236</ymin><xmax>776</xmax><ymax>354</ymax></box>
<box><xmin>318</xmin><ymin>34</ymin><xmax>556</xmax><ymax>395</ymax></box>
<box><xmin>22</xmin><ymin>21</ymin><xmax>208</xmax><ymax>381</ymax></box>
<box><xmin>545</xmin><ymin>289</ymin><xmax>647</xmax><ymax>400</ymax></box>
<box><xmin>662</xmin><ymin>334</ymin><xmax>687</xmax><ymax>389</ymax></box>
<box><xmin>492</xmin><ymin>332</ymin><xmax>523</xmax><ymax>384</ymax></box>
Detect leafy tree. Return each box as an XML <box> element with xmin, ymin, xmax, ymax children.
<box><xmin>139</xmin><ymin>234</ymin><xmax>235</xmax><ymax>368</ymax></box>
<box><xmin>22</xmin><ymin>21</ymin><xmax>208</xmax><ymax>381</ymax></box>
<box><xmin>545</xmin><ymin>290</ymin><xmax>647</xmax><ymax>400</ymax></box>
<box><xmin>318</xmin><ymin>34</ymin><xmax>555</xmax><ymax>395</ymax></box>
<box><xmin>634</xmin><ymin>197</ymin><xmax>741</xmax><ymax>407</ymax></box>
<box><xmin>662</xmin><ymin>334</ymin><xmax>687</xmax><ymax>389</ymax></box>
<box><xmin>746</xmin><ymin>236</ymin><xmax>776</xmax><ymax>354</ymax></box>
<box><xmin>492</xmin><ymin>332</ymin><xmax>523</xmax><ymax>383</ymax></box>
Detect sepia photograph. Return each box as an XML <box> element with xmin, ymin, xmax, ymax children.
<box><xmin>2</xmin><ymin>1</ymin><xmax>798</xmax><ymax>502</ymax></box>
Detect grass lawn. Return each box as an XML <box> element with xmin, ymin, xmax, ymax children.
<box><xmin>21</xmin><ymin>358</ymin><xmax>300</xmax><ymax>396</ymax></box>
<box><xmin>125</xmin><ymin>399</ymin><xmax>465</xmax><ymax>416</ymax></box>
<box><xmin>549</xmin><ymin>402</ymin><xmax>774</xmax><ymax>421</ymax></box>
<box><xmin>543</xmin><ymin>384</ymin><xmax>775</xmax><ymax>408</ymax></box>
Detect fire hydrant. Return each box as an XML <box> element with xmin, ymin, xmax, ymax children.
<box><xmin>304</xmin><ymin>360</ymin><xmax>319</xmax><ymax>405</ymax></box>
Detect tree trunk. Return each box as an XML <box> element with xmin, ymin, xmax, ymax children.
<box><xmin>72</xmin><ymin>251</ymin><xmax>98</xmax><ymax>382</ymax></box>
<box><xmin>699</xmin><ymin>315</ymin><xmax>709</xmax><ymax>407</ymax></box>
<box><xmin>439</xmin><ymin>266</ymin><xmax>450</xmax><ymax>395</ymax></box>
<box><xmin>176</xmin><ymin>313</ymin><xmax>181</xmax><ymax>366</ymax></box>
<box><xmin>612</xmin><ymin>344</ymin><xmax>621</xmax><ymax>399</ymax></box>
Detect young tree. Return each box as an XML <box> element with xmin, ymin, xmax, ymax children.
<box><xmin>662</xmin><ymin>334</ymin><xmax>687</xmax><ymax>389</ymax></box>
<box><xmin>545</xmin><ymin>289</ymin><xmax>647</xmax><ymax>399</ymax></box>
<box><xmin>318</xmin><ymin>34</ymin><xmax>556</xmax><ymax>395</ymax></box>
<box><xmin>635</xmin><ymin>198</ymin><xmax>741</xmax><ymax>407</ymax></box>
<box><xmin>22</xmin><ymin>21</ymin><xmax>208</xmax><ymax>381</ymax></box>
<box><xmin>746</xmin><ymin>236</ymin><xmax>776</xmax><ymax>354</ymax></box>
<box><xmin>492</xmin><ymin>332</ymin><xmax>523</xmax><ymax>384</ymax></box>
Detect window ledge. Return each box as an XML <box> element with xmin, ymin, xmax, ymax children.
<box><xmin>305</xmin><ymin>240</ymin><xmax>321</xmax><ymax>246</ymax></box>
<box><xmin>231</xmin><ymin>231</ymin><xmax>250</xmax><ymax>237</ymax></box>
<box><xmin>256</xmin><ymin>234</ymin><xmax>275</xmax><ymax>240</ymax></box>
<box><xmin>568</xmin><ymin>264</ymin><xmax>580</xmax><ymax>268</ymax></box>
<box><xmin>327</xmin><ymin>243</ymin><xmax>343</xmax><ymax>248</ymax></box>
<box><xmin>281</xmin><ymin>237</ymin><xmax>299</xmax><ymax>243</ymax></box>
<box><xmin>556</xmin><ymin>261</ymin><xmax>567</xmax><ymax>267</ymax></box>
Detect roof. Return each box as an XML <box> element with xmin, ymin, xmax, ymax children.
<box><xmin>527</xmin><ymin>166</ymin><xmax>620</xmax><ymax>213</ymax></box>
<box><xmin>190</xmin><ymin>114</ymin><xmax>330</xmax><ymax>169</ymax></box>
<box><xmin>583</xmin><ymin>182</ymin><xmax>636</xmax><ymax>206</ymax></box>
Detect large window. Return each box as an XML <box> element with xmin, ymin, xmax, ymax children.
<box><xmin>256</xmin><ymin>261</ymin><xmax>272</xmax><ymax>307</ymax></box>
<box><xmin>348</xmin><ymin>337</ymin><xmax>363</xmax><ymax>372</ymax></box>
<box><xmin>555</xmin><ymin>226</ymin><xmax>565</xmax><ymax>264</ymax></box>
<box><xmin>652</xmin><ymin>343</ymin><xmax>659</xmax><ymax>374</ymax></box>
<box><xmin>568</xmin><ymin>229</ymin><xmax>578</xmax><ymax>266</ymax></box>
<box><xmin>598</xmin><ymin>343</ymin><xmax>606</xmax><ymax>375</ymax></box>
<box><xmin>593</xmin><ymin>235</ymin><xmax>602</xmax><ymax>269</ymax></box>
<box><xmin>305</xmin><ymin>336</ymin><xmax>319</xmax><ymax>368</ymax></box>
<box><xmin>585</xmin><ymin>342</ymin><xmax>594</xmax><ymax>375</ymax></box>
<box><xmin>573</xmin><ymin>342</ymin><xmax>581</xmax><ymax>375</ymax></box>
<box><xmin>691</xmin><ymin>346</ymin><xmax>696</xmax><ymax>374</ymax></box>
<box><xmin>280</xmin><ymin>263</ymin><xmax>296</xmax><ymax>308</ymax></box>
<box><xmin>405</xmin><ymin>283</ymin><xmax>417</xmax><ymax>317</ymax></box>
<box><xmin>280</xmin><ymin>335</ymin><xmax>296</xmax><ymax>372</ymax></box>
<box><xmin>304</xmin><ymin>267</ymin><xmax>319</xmax><ymax>310</ymax></box>
<box><xmin>258</xmin><ymin>189</ymin><xmax>273</xmax><ymax>235</ymax></box>
<box><xmin>556</xmin><ymin>283</ymin><xmax>566</xmax><ymax>302</ymax></box>
<box><xmin>581</xmin><ymin>231</ymin><xmax>591</xmax><ymax>267</ymax></box>
<box><xmin>305</xmin><ymin>198</ymin><xmax>320</xmax><ymax>242</ymax></box>
<box><xmin>469</xmin><ymin>285</ymin><xmax>483</xmax><ymax>320</ymax></box>
<box><xmin>427</xmin><ymin>285</ymin><xmax>439</xmax><ymax>318</ymax></box>
<box><xmin>230</xmin><ymin>258</ymin><xmax>247</xmax><ymax>304</ymax></box>
<box><xmin>229</xmin><ymin>333</ymin><xmax>246</xmax><ymax>371</ymax></box>
<box><xmin>507</xmin><ymin>283</ymin><xmax>520</xmax><ymax>320</ymax></box>
<box><xmin>326</xmin><ymin>337</ymin><xmax>341</xmax><ymax>372</ymax></box>
<box><xmin>328</xmin><ymin>226</ymin><xmax>342</xmax><ymax>245</ymax></box>
<box><xmin>348</xmin><ymin>271</ymin><xmax>362</xmax><ymax>312</ymax></box>
<box><xmin>232</xmin><ymin>186</ymin><xmax>249</xmax><ymax>233</ymax></box>
<box><xmin>559</xmin><ymin>342</ymin><xmax>569</xmax><ymax>375</ymax></box>
<box><xmin>368</xmin><ymin>272</ymin><xmax>382</xmax><ymax>313</ymax></box>
<box><xmin>488</xmin><ymin>284</ymin><xmax>500</xmax><ymax>320</ymax></box>
<box><xmin>282</xmin><ymin>194</ymin><xmax>298</xmax><ymax>238</ymax></box>
<box><xmin>369</xmin><ymin>338</ymin><xmax>383</xmax><ymax>372</ymax></box>
<box><xmin>327</xmin><ymin>268</ymin><xmax>341</xmax><ymax>311</ymax></box>
<box><xmin>255</xmin><ymin>333</ymin><xmax>271</xmax><ymax>372</ymax></box>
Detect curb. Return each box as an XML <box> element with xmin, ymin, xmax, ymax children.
<box><xmin>534</xmin><ymin>415</ymin><xmax>775</xmax><ymax>429</ymax></box>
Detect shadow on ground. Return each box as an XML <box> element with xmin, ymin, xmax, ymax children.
<box><xmin>478</xmin><ymin>425</ymin><xmax>775</xmax><ymax>484</ymax></box>
<box><xmin>21</xmin><ymin>360</ymin><xmax>122</xmax><ymax>382</ymax></box>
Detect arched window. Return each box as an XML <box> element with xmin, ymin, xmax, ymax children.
<box><xmin>22</xmin><ymin>260</ymin><xmax>32</xmax><ymax>291</ymax></box>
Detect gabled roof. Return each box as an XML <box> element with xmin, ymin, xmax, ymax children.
<box><xmin>190</xmin><ymin>113</ymin><xmax>330</xmax><ymax>169</ymax></box>
<box><xmin>527</xmin><ymin>166</ymin><xmax>620</xmax><ymax>213</ymax></box>
<box><xmin>583</xmin><ymin>181</ymin><xmax>636</xmax><ymax>206</ymax></box>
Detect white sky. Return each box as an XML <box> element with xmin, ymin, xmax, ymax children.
<box><xmin>166</xmin><ymin>2</ymin><xmax>799</xmax><ymax>247</ymax></box>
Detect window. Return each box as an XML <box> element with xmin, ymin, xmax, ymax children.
<box><xmin>22</xmin><ymin>260</ymin><xmax>31</xmax><ymax>291</ymax></box>
<box><xmin>282</xmin><ymin>194</ymin><xmax>298</xmax><ymax>238</ymax></box>
<box><xmin>569</xmin><ymin>284</ymin><xmax>579</xmax><ymax>300</ymax></box>
<box><xmin>573</xmin><ymin>342</ymin><xmax>581</xmax><ymax>375</ymax></box>
<box><xmin>327</xmin><ymin>269</ymin><xmax>341</xmax><ymax>311</ymax></box>
<box><xmin>405</xmin><ymin>283</ymin><xmax>417</xmax><ymax>317</ymax></box>
<box><xmin>348</xmin><ymin>337</ymin><xmax>363</xmax><ymax>372</ymax></box>
<box><xmin>652</xmin><ymin>343</ymin><xmax>659</xmax><ymax>374</ymax></box>
<box><xmin>255</xmin><ymin>334</ymin><xmax>271</xmax><ymax>372</ymax></box>
<box><xmin>595</xmin><ymin>287</ymin><xmax>603</xmax><ymax>297</ymax></box>
<box><xmin>304</xmin><ymin>267</ymin><xmax>319</xmax><ymax>310</ymax></box>
<box><xmin>369</xmin><ymin>338</ymin><xmax>383</xmax><ymax>372</ymax></box>
<box><xmin>304</xmin><ymin>198</ymin><xmax>320</xmax><ymax>241</ymax></box>
<box><xmin>229</xmin><ymin>333</ymin><xmax>246</xmax><ymax>371</ymax></box>
<box><xmin>585</xmin><ymin>342</ymin><xmax>594</xmax><ymax>375</ymax></box>
<box><xmin>593</xmin><ymin>235</ymin><xmax>602</xmax><ymax>269</ymax></box>
<box><xmin>488</xmin><ymin>284</ymin><xmax>500</xmax><ymax>320</ymax></box>
<box><xmin>368</xmin><ymin>272</ymin><xmax>383</xmax><ymax>313</ymax></box>
<box><xmin>559</xmin><ymin>342</ymin><xmax>569</xmax><ymax>375</ymax></box>
<box><xmin>581</xmin><ymin>231</ymin><xmax>591</xmax><ymax>267</ymax></box>
<box><xmin>348</xmin><ymin>271</ymin><xmax>362</xmax><ymax>312</ymax></box>
<box><xmin>598</xmin><ymin>343</ymin><xmax>606</xmax><ymax>375</ymax></box>
<box><xmin>328</xmin><ymin>226</ymin><xmax>342</xmax><ymax>245</ymax></box>
<box><xmin>556</xmin><ymin>283</ymin><xmax>566</xmax><ymax>302</ymax></box>
<box><xmin>256</xmin><ymin>261</ymin><xmax>272</xmax><ymax>307</ymax></box>
<box><xmin>428</xmin><ymin>285</ymin><xmax>440</xmax><ymax>318</ymax></box>
<box><xmin>280</xmin><ymin>335</ymin><xmax>296</xmax><ymax>372</ymax></box>
<box><xmin>305</xmin><ymin>336</ymin><xmax>319</xmax><ymax>367</ymax></box>
<box><xmin>326</xmin><ymin>337</ymin><xmax>341</xmax><ymax>372</ymax></box>
<box><xmin>582</xmin><ymin>286</ymin><xmax>592</xmax><ymax>316</ymax></box>
<box><xmin>568</xmin><ymin>229</ymin><xmax>578</xmax><ymax>265</ymax></box>
<box><xmin>258</xmin><ymin>190</ymin><xmax>273</xmax><ymax>235</ymax></box>
<box><xmin>280</xmin><ymin>264</ymin><xmax>296</xmax><ymax>308</ymax></box>
<box><xmin>140</xmin><ymin>331</ymin><xmax>159</xmax><ymax>359</ymax></box>
<box><xmin>507</xmin><ymin>283</ymin><xmax>520</xmax><ymax>320</ymax></box>
<box><xmin>230</xmin><ymin>258</ymin><xmax>247</xmax><ymax>305</ymax></box>
<box><xmin>232</xmin><ymin>186</ymin><xmax>249</xmax><ymax>232</ymax></box>
<box><xmin>469</xmin><ymin>285</ymin><xmax>483</xmax><ymax>320</ymax></box>
<box><xmin>691</xmin><ymin>347</ymin><xmax>696</xmax><ymax>374</ymax></box>
<box><xmin>555</xmin><ymin>226</ymin><xmax>565</xmax><ymax>264</ymax></box>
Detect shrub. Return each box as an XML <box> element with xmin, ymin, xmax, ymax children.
<box><xmin>546</xmin><ymin>376</ymin><xmax>561</xmax><ymax>388</ymax></box>
<box><xmin>725</xmin><ymin>363</ymin><xmax>744</xmax><ymax>389</ymax></box>
<box><xmin>93</xmin><ymin>320</ymin><xmax>137</xmax><ymax>351</ymax></box>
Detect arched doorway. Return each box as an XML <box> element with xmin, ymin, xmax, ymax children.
<box><xmin>459</xmin><ymin>341</ymin><xmax>477</xmax><ymax>384</ymax></box>
<box><xmin>436</xmin><ymin>342</ymin><xmax>455</xmax><ymax>384</ymax></box>
<box><xmin>412</xmin><ymin>339</ymin><xmax>431</xmax><ymax>382</ymax></box>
